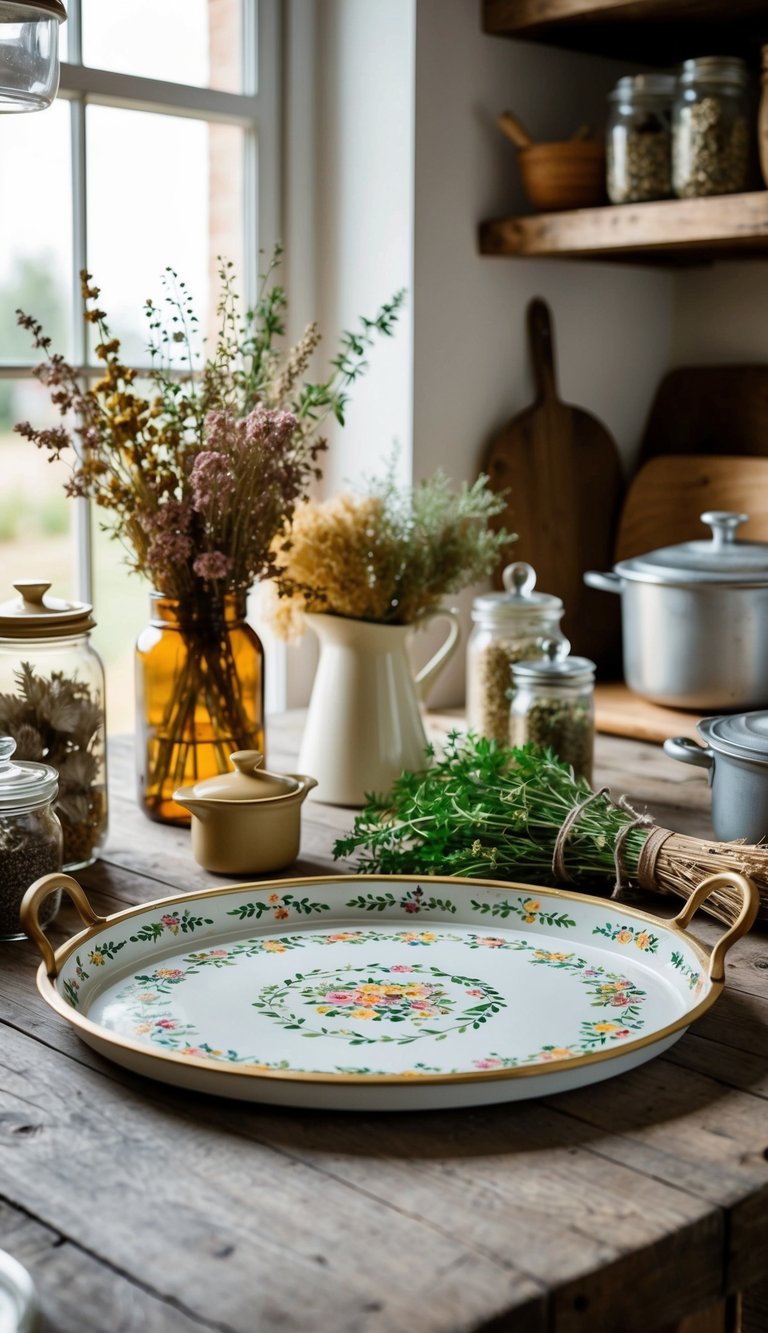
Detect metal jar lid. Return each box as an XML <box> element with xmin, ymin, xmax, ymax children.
<box><xmin>1</xmin><ymin>0</ymin><xmax>67</xmax><ymax>20</ymax></box>
<box><xmin>471</xmin><ymin>562</ymin><xmax>563</xmax><ymax>624</ymax></box>
<box><xmin>0</xmin><ymin>737</ymin><xmax>58</xmax><ymax>811</ymax></box>
<box><xmin>678</xmin><ymin>56</ymin><xmax>748</xmax><ymax>89</ymax></box>
<box><xmin>698</xmin><ymin>712</ymin><xmax>768</xmax><ymax>763</ymax></box>
<box><xmin>610</xmin><ymin>73</ymin><xmax>676</xmax><ymax>104</ymax></box>
<box><xmin>614</xmin><ymin>512</ymin><xmax>768</xmax><ymax>587</ymax></box>
<box><xmin>0</xmin><ymin>582</ymin><xmax>95</xmax><ymax>640</ymax></box>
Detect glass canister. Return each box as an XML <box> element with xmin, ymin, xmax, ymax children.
<box><xmin>0</xmin><ymin>581</ymin><xmax>108</xmax><ymax>871</ymax></box>
<box><xmin>510</xmin><ymin>646</ymin><xmax>596</xmax><ymax>783</ymax></box>
<box><xmin>672</xmin><ymin>56</ymin><xmax>753</xmax><ymax>197</ymax></box>
<box><xmin>0</xmin><ymin>735</ymin><xmax>62</xmax><ymax>941</ymax></box>
<box><xmin>0</xmin><ymin>0</ymin><xmax>66</xmax><ymax>113</ymax></box>
<box><xmin>607</xmin><ymin>73</ymin><xmax>676</xmax><ymax>203</ymax></box>
<box><xmin>466</xmin><ymin>563</ymin><xmax>567</xmax><ymax>747</ymax></box>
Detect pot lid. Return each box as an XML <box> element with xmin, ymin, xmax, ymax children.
<box><xmin>615</xmin><ymin>512</ymin><xmax>768</xmax><ymax>585</ymax></box>
<box><xmin>0</xmin><ymin>736</ymin><xmax>58</xmax><ymax>809</ymax></box>
<box><xmin>0</xmin><ymin>582</ymin><xmax>95</xmax><ymax>638</ymax></box>
<box><xmin>471</xmin><ymin>562</ymin><xmax>563</xmax><ymax>621</ymax></box>
<box><xmin>698</xmin><ymin>711</ymin><xmax>768</xmax><ymax>762</ymax></box>
<box><xmin>174</xmin><ymin>751</ymin><xmax>300</xmax><ymax>803</ymax></box>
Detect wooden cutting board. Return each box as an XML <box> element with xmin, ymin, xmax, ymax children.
<box><xmin>615</xmin><ymin>453</ymin><xmax>768</xmax><ymax>561</ymax></box>
<box><xmin>637</xmin><ymin>364</ymin><xmax>768</xmax><ymax>464</ymax></box>
<box><xmin>483</xmin><ymin>298</ymin><xmax>624</xmax><ymax>669</ymax></box>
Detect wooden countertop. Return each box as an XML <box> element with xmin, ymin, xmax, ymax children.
<box><xmin>1</xmin><ymin>714</ymin><xmax>767</xmax><ymax>1333</ymax></box>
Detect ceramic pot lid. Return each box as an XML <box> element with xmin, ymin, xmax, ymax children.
<box><xmin>698</xmin><ymin>712</ymin><xmax>768</xmax><ymax>762</ymax></box>
<box><xmin>0</xmin><ymin>582</ymin><xmax>95</xmax><ymax>638</ymax></box>
<box><xmin>615</xmin><ymin>512</ymin><xmax>768</xmax><ymax>586</ymax></box>
<box><xmin>471</xmin><ymin>562</ymin><xmax>563</xmax><ymax>621</ymax></box>
<box><xmin>0</xmin><ymin>737</ymin><xmax>58</xmax><ymax>810</ymax></box>
<box><xmin>175</xmin><ymin>751</ymin><xmax>300</xmax><ymax>803</ymax></box>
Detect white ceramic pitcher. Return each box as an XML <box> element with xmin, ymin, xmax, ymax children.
<box><xmin>298</xmin><ymin>609</ymin><xmax>461</xmax><ymax>805</ymax></box>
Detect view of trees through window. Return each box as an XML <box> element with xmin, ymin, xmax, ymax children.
<box><xmin>0</xmin><ymin>0</ymin><xmax>265</xmax><ymax>731</ymax></box>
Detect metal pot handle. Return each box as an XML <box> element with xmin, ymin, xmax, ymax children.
<box><xmin>672</xmin><ymin>871</ymin><xmax>760</xmax><ymax>982</ymax></box>
<box><xmin>663</xmin><ymin>736</ymin><xmax>715</xmax><ymax>778</ymax></box>
<box><xmin>583</xmin><ymin>570</ymin><xmax>622</xmax><ymax>594</ymax></box>
<box><xmin>20</xmin><ymin>873</ymin><xmax>105</xmax><ymax>980</ymax></box>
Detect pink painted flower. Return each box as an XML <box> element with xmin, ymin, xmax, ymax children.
<box><xmin>478</xmin><ymin>936</ymin><xmax>505</xmax><ymax>948</ymax></box>
<box><xmin>274</xmin><ymin>907</ymin><xmax>289</xmax><ymax>920</ymax></box>
<box><xmin>466</xmin><ymin>988</ymin><xmax>484</xmax><ymax>997</ymax></box>
<box><xmin>155</xmin><ymin>1018</ymin><xmax>178</xmax><ymax>1029</ymax></box>
<box><xmin>390</xmin><ymin>964</ymin><xmax>413</xmax><ymax>973</ymax></box>
<box><xmin>473</xmin><ymin>1057</ymin><xmax>503</xmax><ymax>1070</ymax></box>
<box><xmin>161</xmin><ymin>914</ymin><xmax>180</xmax><ymax>927</ymax></box>
<box><xmin>610</xmin><ymin>993</ymin><xmax>629</xmax><ymax>1006</ymax></box>
<box><xmin>403</xmin><ymin>901</ymin><xmax>420</xmax><ymax>913</ymax></box>
<box><xmin>324</xmin><ymin>991</ymin><xmax>357</xmax><ymax>1005</ymax></box>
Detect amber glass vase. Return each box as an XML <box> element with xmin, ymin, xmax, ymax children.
<box><xmin>135</xmin><ymin>593</ymin><xmax>265</xmax><ymax>825</ymax></box>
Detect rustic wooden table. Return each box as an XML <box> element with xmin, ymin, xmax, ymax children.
<box><xmin>2</xmin><ymin>715</ymin><xmax>768</xmax><ymax>1333</ymax></box>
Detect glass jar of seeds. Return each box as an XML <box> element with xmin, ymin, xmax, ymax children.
<box><xmin>0</xmin><ymin>582</ymin><xmax>108</xmax><ymax>872</ymax></box>
<box><xmin>672</xmin><ymin>56</ymin><xmax>753</xmax><ymax>197</ymax></box>
<box><xmin>0</xmin><ymin>736</ymin><xmax>62</xmax><ymax>942</ymax></box>
<box><xmin>510</xmin><ymin>645</ymin><xmax>595</xmax><ymax>784</ymax></box>
<box><xmin>607</xmin><ymin>73</ymin><xmax>676</xmax><ymax>203</ymax></box>
<box><xmin>466</xmin><ymin>563</ymin><xmax>567</xmax><ymax>747</ymax></box>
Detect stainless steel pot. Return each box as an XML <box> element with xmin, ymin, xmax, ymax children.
<box><xmin>584</xmin><ymin>511</ymin><xmax>768</xmax><ymax>709</ymax></box>
<box><xmin>664</xmin><ymin>712</ymin><xmax>768</xmax><ymax>843</ymax></box>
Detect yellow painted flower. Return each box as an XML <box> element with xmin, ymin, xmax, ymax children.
<box><xmin>263</xmin><ymin>941</ymin><xmax>286</xmax><ymax>952</ymax></box>
<box><xmin>635</xmin><ymin>932</ymin><xmax>650</xmax><ymax>950</ymax></box>
<box><xmin>134</xmin><ymin>1022</ymin><xmax>152</xmax><ymax>1034</ymax></box>
<box><xmin>593</xmin><ymin>1021</ymin><xmax>620</xmax><ymax>1033</ymax></box>
<box><xmin>617</xmin><ymin>929</ymin><xmax>633</xmax><ymax>944</ymax></box>
<box><xmin>522</xmin><ymin>899</ymin><xmax>540</xmax><ymax>913</ymax></box>
<box><xmin>419</xmin><ymin>932</ymin><xmax>436</xmax><ymax>942</ymax></box>
<box><xmin>315</xmin><ymin>1006</ymin><xmax>330</xmax><ymax>1014</ymax></box>
<box><xmin>350</xmin><ymin>1007</ymin><xmax>378</xmax><ymax>1019</ymax></box>
<box><xmin>88</xmin><ymin>951</ymin><xmax>105</xmax><ymax>966</ymax></box>
<box><xmin>534</xmin><ymin>950</ymin><xmax>571</xmax><ymax>962</ymax></box>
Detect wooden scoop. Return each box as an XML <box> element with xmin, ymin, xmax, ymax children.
<box><xmin>497</xmin><ymin>110</ymin><xmax>533</xmax><ymax>149</ymax></box>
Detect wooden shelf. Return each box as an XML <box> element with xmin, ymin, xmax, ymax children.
<box><xmin>482</xmin><ymin>0</ymin><xmax>768</xmax><ymax>65</ymax></box>
<box><xmin>479</xmin><ymin>191</ymin><xmax>768</xmax><ymax>264</ymax></box>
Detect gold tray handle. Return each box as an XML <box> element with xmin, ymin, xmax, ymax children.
<box><xmin>672</xmin><ymin>871</ymin><xmax>760</xmax><ymax>982</ymax></box>
<box><xmin>20</xmin><ymin>874</ymin><xmax>106</xmax><ymax>980</ymax></box>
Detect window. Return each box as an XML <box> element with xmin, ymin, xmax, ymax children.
<box><xmin>0</xmin><ymin>0</ymin><xmax>280</xmax><ymax>730</ymax></box>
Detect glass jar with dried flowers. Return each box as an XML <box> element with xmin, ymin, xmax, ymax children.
<box><xmin>17</xmin><ymin>253</ymin><xmax>404</xmax><ymax>823</ymax></box>
<box><xmin>262</xmin><ymin>464</ymin><xmax>514</xmax><ymax>804</ymax></box>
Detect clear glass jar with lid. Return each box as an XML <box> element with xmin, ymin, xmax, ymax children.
<box><xmin>510</xmin><ymin>644</ymin><xmax>596</xmax><ymax>784</ymax></box>
<box><xmin>466</xmin><ymin>562</ymin><xmax>567</xmax><ymax>747</ymax></box>
<box><xmin>0</xmin><ymin>581</ymin><xmax>108</xmax><ymax>871</ymax></box>
<box><xmin>607</xmin><ymin>73</ymin><xmax>676</xmax><ymax>203</ymax></box>
<box><xmin>0</xmin><ymin>735</ymin><xmax>62</xmax><ymax>941</ymax></box>
<box><xmin>672</xmin><ymin>56</ymin><xmax>753</xmax><ymax>197</ymax></box>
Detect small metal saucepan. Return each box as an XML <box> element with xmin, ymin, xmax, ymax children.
<box><xmin>664</xmin><ymin>712</ymin><xmax>768</xmax><ymax>843</ymax></box>
<box><xmin>584</xmin><ymin>511</ymin><xmax>768</xmax><ymax>710</ymax></box>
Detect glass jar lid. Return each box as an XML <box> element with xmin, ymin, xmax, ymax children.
<box><xmin>512</xmin><ymin>640</ymin><xmax>592</xmax><ymax>684</ymax></box>
<box><xmin>0</xmin><ymin>737</ymin><xmax>58</xmax><ymax>810</ymax></box>
<box><xmin>609</xmin><ymin>73</ymin><xmax>676</xmax><ymax>104</ymax></box>
<box><xmin>614</xmin><ymin>512</ymin><xmax>768</xmax><ymax>586</ymax></box>
<box><xmin>1</xmin><ymin>1</ymin><xmax>67</xmax><ymax>19</ymax></box>
<box><xmin>173</xmin><ymin>751</ymin><xmax>300</xmax><ymax>804</ymax></box>
<box><xmin>678</xmin><ymin>56</ymin><xmax>748</xmax><ymax>89</ymax></box>
<box><xmin>698</xmin><ymin>712</ymin><xmax>768</xmax><ymax>763</ymax></box>
<box><xmin>471</xmin><ymin>562</ymin><xmax>563</xmax><ymax>623</ymax></box>
<box><xmin>0</xmin><ymin>582</ymin><xmax>95</xmax><ymax>639</ymax></box>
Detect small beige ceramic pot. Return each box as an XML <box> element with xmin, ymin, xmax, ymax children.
<box><xmin>173</xmin><ymin>751</ymin><xmax>317</xmax><ymax>875</ymax></box>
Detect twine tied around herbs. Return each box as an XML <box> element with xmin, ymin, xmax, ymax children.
<box><xmin>551</xmin><ymin>788</ymin><xmax>674</xmax><ymax>901</ymax></box>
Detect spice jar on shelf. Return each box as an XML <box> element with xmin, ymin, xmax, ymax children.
<box><xmin>0</xmin><ymin>736</ymin><xmax>62</xmax><ymax>942</ymax></box>
<box><xmin>466</xmin><ymin>563</ymin><xmax>567</xmax><ymax>747</ymax></box>
<box><xmin>510</xmin><ymin>643</ymin><xmax>595</xmax><ymax>784</ymax></box>
<box><xmin>607</xmin><ymin>73</ymin><xmax>676</xmax><ymax>203</ymax></box>
<box><xmin>672</xmin><ymin>56</ymin><xmax>753</xmax><ymax>198</ymax></box>
<box><xmin>0</xmin><ymin>581</ymin><xmax>107</xmax><ymax>871</ymax></box>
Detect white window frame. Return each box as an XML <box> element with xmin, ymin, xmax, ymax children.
<box><xmin>2</xmin><ymin>0</ymin><xmax>281</xmax><ymax>605</ymax></box>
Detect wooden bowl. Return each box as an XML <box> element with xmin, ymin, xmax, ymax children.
<box><xmin>518</xmin><ymin>140</ymin><xmax>607</xmax><ymax>212</ymax></box>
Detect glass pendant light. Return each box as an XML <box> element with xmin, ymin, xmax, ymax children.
<box><xmin>0</xmin><ymin>0</ymin><xmax>66</xmax><ymax>113</ymax></box>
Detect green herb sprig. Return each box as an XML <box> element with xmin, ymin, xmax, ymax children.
<box><xmin>333</xmin><ymin>731</ymin><xmax>648</xmax><ymax>888</ymax></box>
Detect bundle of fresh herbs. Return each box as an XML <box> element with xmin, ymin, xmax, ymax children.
<box><xmin>333</xmin><ymin>732</ymin><xmax>768</xmax><ymax>925</ymax></box>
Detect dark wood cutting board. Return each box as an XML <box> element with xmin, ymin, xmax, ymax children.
<box><xmin>483</xmin><ymin>298</ymin><xmax>624</xmax><ymax>670</ymax></box>
<box><xmin>637</xmin><ymin>364</ymin><xmax>768</xmax><ymax>464</ymax></box>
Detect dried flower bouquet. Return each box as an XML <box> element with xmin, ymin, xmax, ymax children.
<box><xmin>17</xmin><ymin>253</ymin><xmax>405</xmax><ymax>817</ymax></box>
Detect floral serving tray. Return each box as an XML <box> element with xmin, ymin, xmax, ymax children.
<box><xmin>21</xmin><ymin>871</ymin><xmax>757</xmax><ymax>1112</ymax></box>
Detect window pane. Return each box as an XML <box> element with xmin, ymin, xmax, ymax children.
<box><xmin>81</xmin><ymin>0</ymin><xmax>245</xmax><ymax>93</ymax></box>
<box><xmin>92</xmin><ymin>521</ymin><xmax>148</xmax><ymax>736</ymax></box>
<box><xmin>86</xmin><ymin>106</ymin><xmax>245</xmax><ymax>361</ymax></box>
<box><xmin>0</xmin><ymin>98</ymin><xmax>72</xmax><ymax>361</ymax></box>
<box><xmin>0</xmin><ymin>379</ymin><xmax>76</xmax><ymax>600</ymax></box>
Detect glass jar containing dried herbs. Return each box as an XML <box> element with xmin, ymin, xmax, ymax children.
<box><xmin>672</xmin><ymin>56</ymin><xmax>754</xmax><ymax>197</ymax></box>
<box><xmin>0</xmin><ymin>582</ymin><xmax>107</xmax><ymax>871</ymax></box>
<box><xmin>510</xmin><ymin>647</ymin><xmax>595</xmax><ymax>784</ymax></box>
<box><xmin>0</xmin><ymin>735</ymin><xmax>62</xmax><ymax>941</ymax></box>
<box><xmin>607</xmin><ymin>73</ymin><xmax>676</xmax><ymax>203</ymax></box>
<box><xmin>466</xmin><ymin>563</ymin><xmax>567</xmax><ymax>747</ymax></box>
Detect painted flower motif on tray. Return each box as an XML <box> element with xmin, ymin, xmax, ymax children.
<box><xmin>592</xmin><ymin>922</ymin><xmax>660</xmax><ymax>953</ymax></box>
